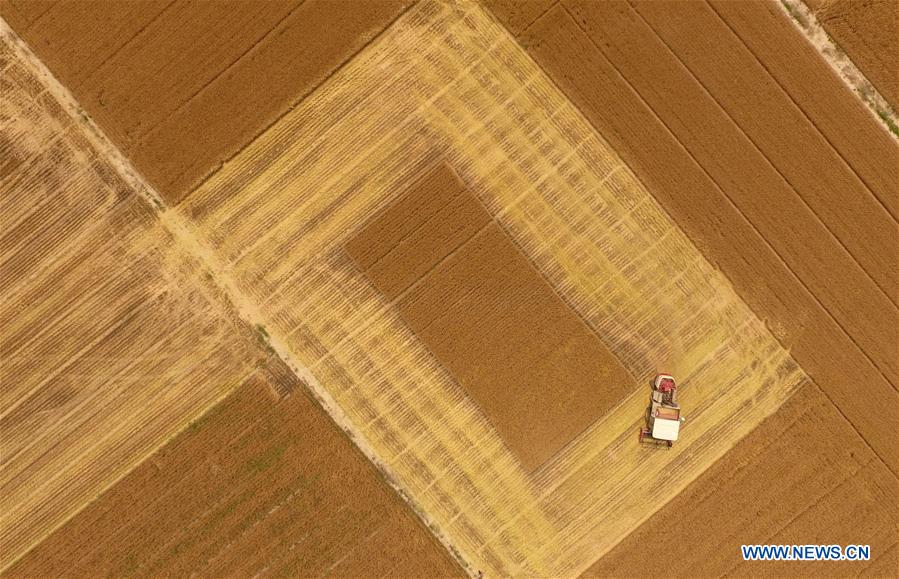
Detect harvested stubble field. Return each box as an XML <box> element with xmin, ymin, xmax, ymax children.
<box><xmin>1</xmin><ymin>44</ymin><xmax>254</xmax><ymax>563</ymax></box>
<box><xmin>2</xmin><ymin>0</ymin><xmax>897</xmax><ymax>576</ymax></box>
<box><xmin>172</xmin><ymin>1</ymin><xmax>806</xmax><ymax>573</ymax></box>
<box><xmin>500</xmin><ymin>0</ymin><xmax>898</xmax><ymax>572</ymax></box>
<box><xmin>515</xmin><ymin>0</ymin><xmax>899</xmax><ymax>470</ymax></box>
<box><xmin>0</xmin><ymin>29</ymin><xmax>459</xmax><ymax>577</ymax></box>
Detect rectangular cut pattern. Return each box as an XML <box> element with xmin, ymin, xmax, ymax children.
<box><xmin>347</xmin><ymin>165</ymin><xmax>635</xmax><ymax>470</ymax></box>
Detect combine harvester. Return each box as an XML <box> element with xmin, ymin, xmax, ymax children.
<box><xmin>639</xmin><ymin>374</ymin><xmax>685</xmax><ymax>448</ymax></box>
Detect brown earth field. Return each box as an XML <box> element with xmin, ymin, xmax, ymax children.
<box><xmin>806</xmin><ymin>0</ymin><xmax>899</xmax><ymax>109</ymax></box>
<box><xmin>346</xmin><ymin>164</ymin><xmax>635</xmax><ymax>471</ymax></box>
<box><xmin>7</xmin><ymin>364</ymin><xmax>462</xmax><ymax>578</ymax></box>
<box><xmin>0</xmin><ymin>0</ymin><xmax>412</xmax><ymax>203</ymax></box>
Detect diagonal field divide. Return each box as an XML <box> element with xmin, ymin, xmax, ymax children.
<box><xmin>0</xmin><ymin>33</ymin><xmax>261</xmax><ymax>567</ymax></box>
<box><xmin>180</xmin><ymin>1</ymin><xmax>807</xmax><ymax>575</ymax></box>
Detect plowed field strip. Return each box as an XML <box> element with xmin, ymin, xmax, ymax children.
<box><xmin>518</xmin><ymin>3</ymin><xmax>897</xmax><ymax>475</ymax></box>
<box><xmin>708</xmin><ymin>0</ymin><xmax>899</xmax><ymax>220</ymax></box>
<box><xmin>626</xmin><ymin>0</ymin><xmax>897</xmax><ymax>299</ymax></box>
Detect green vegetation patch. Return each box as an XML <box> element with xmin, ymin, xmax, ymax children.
<box><xmin>244</xmin><ymin>443</ymin><xmax>287</xmax><ymax>474</ymax></box>
<box><xmin>877</xmin><ymin>109</ymin><xmax>899</xmax><ymax>138</ymax></box>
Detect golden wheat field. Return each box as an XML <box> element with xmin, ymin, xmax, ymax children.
<box><xmin>178</xmin><ymin>3</ymin><xmax>807</xmax><ymax>574</ymax></box>
<box><xmin>1</xmin><ymin>0</ymin><xmax>896</xmax><ymax>576</ymax></box>
<box><xmin>0</xmin><ymin>40</ymin><xmax>259</xmax><ymax>562</ymax></box>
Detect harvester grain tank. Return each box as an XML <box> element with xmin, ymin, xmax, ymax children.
<box><xmin>639</xmin><ymin>374</ymin><xmax>685</xmax><ymax>448</ymax></box>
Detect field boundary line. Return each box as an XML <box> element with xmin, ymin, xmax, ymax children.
<box><xmin>528</xmin><ymin>0</ymin><xmax>561</xmax><ymax>31</ymax></box>
<box><xmin>130</xmin><ymin>0</ymin><xmax>307</xmax><ymax>145</ymax></box>
<box><xmin>72</xmin><ymin>0</ymin><xmax>177</xmax><ymax>94</ymax></box>
<box><xmin>802</xmin><ymin>377</ymin><xmax>899</xmax><ymax>479</ymax></box>
<box><xmin>180</xmin><ymin>0</ymin><xmax>418</xmax><ymax>204</ymax></box>
<box><xmin>705</xmin><ymin>0</ymin><xmax>899</xmax><ymax>225</ymax></box>
<box><xmin>623</xmin><ymin>1</ymin><xmax>897</xmax><ymax>310</ymax></box>
<box><xmin>557</xmin><ymin>3</ymin><xmax>897</xmax><ymax>396</ymax></box>
<box><xmin>775</xmin><ymin>0</ymin><xmax>899</xmax><ymax>144</ymax></box>
<box><xmin>15</xmin><ymin>1</ymin><xmax>58</xmax><ymax>35</ymax></box>
<box><xmin>0</xmin><ymin>15</ymin><xmax>474</xmax><ymax>577</ymax></box>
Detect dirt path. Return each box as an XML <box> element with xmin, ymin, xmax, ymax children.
<box><xmin>785</xmin><ymin>0</ymin><xmax>898</xmax><ymax>136</ymax></box>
